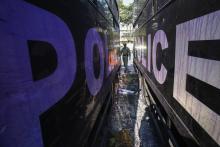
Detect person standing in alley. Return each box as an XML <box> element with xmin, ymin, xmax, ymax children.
<box><xmin>120</xmin><ymin>43</ymin><xmax>131</xmax><ymax>71</ymax></box>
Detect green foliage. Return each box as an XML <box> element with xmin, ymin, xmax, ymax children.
<box><xmin>118</xmin><ymin>0</ymin><xmax>133</xmax><ymax>24</ymax></box>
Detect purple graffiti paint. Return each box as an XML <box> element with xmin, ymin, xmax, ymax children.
<box><xmin>0</xmin><ymin>0</ymin><xmax>76</xmax><ymax>147</ymax></box>
<box><xmin>85</xmin><ymin>28</ymin><xmax>104</xmax><ymax>96</ymax></box>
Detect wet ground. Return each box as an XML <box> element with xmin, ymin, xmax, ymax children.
<box><xmin>96</xmin><ymin>64</ymin><xmax>163</xmax><ymax>147</ymax></box>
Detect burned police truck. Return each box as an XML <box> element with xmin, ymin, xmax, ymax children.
<box><xmin>0</xmin><ymin>0</ymin><xmax>120</xmax><ymax>146</ymax></box>
<box><xmin>133</xmin><ymin>0</ymin><xmax>220</xmax><ymax>146</ymax></box>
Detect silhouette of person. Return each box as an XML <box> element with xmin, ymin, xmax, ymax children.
<box><xmin>120</xmin><ymin>43</ymin><xmax>131</xmax><ymax>71</ymax></box>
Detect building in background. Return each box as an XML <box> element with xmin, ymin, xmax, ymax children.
<box><xmin>120</xmin><ymin>23</ymin><xmax>133</xmax><ymax>45</ymax></box>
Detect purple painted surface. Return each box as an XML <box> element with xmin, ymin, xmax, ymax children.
<box><xmin>138</xmin><ymin>37</ymin><xmax>142</xmax><ymax>62</ymax></box>
<box><xmin>152</xmin><ymin>30</ymin><xmax>168</xmax><ymax>84</ymax></box>
<box><xmin>141</xmin><ymin>36</ymin><xmax>147</xmax><ymax>67</ymax></box>
<box><xmin>0</xmin><ymin>1</ymin><xmax>76</xmax><ymax>147</ymax></box>
<box><xmin>147</xmin><ymin>34</ymin><xmax>151</xmax><ymax>72</ymax></box>
<box><xmin>85</xmin><ymin>28</ymin><xmax>105</xmax><ymax>96</ymax></box>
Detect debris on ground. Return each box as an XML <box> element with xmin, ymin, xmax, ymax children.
<box><xmin>96</xmin><ymin>64</ymin><xmax>163</xmax><ymax>147</ymax></box>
